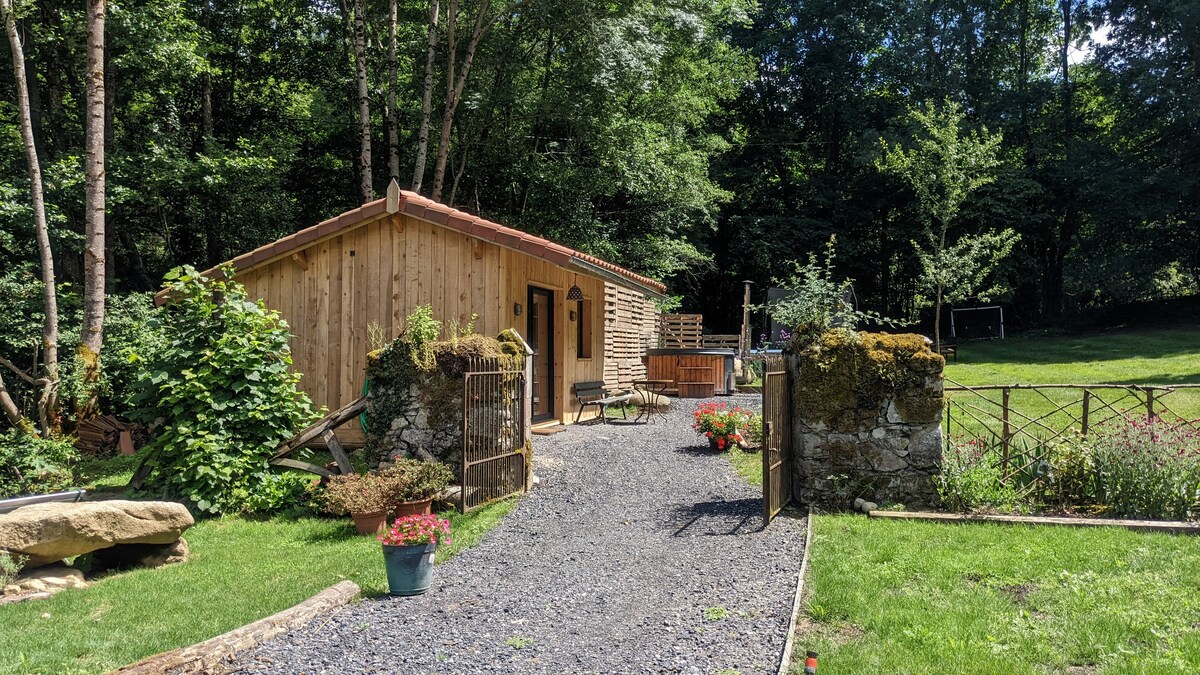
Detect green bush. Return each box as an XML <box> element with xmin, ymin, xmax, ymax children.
<box><xmin>128</xmin><ymin>265</ymin><xmax>318</xmax><ymax>515</ymax></box>
<box><xmin>382</xmin><ymin>458</ymin><xmax>454</xmax><ymax>502</ymax></box>
<box><xmin>0</xmin><ymin>429</ymin><xmax>78</xmax><ymax>499</ymax></box>
<box><xmin>937</xmin><ymin>438</ymin><xmax>1022</xmax><ymax>512</ymax></box>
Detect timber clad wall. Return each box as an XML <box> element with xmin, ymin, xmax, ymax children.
<box><xmin>603</xmin><ymin>283</ymin><xmax>660</xmax><ymax>391</ymax></box>
<box><xmin>233</xmin><ymin>210</ymin><xmax>639</xmax><ymax>443</ymax></box>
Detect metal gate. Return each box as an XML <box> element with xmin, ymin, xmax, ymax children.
<box><xmin>461</xmin><ymin>367</ymin><xmax>528</xmax><ymax>512</ymax></box>
<box><xmin>762</xmin><ymin>358</ymin><xmax>793</xmax><ymax>526</ymax></box>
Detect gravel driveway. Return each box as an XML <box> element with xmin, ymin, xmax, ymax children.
<box><xmin>233</xmin><ymin>395</ymin><xmax>806</xmax><ymax>674</ymax></box>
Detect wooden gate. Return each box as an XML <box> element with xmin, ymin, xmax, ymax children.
<box><xmin>762</xmin><ymin>359</ymin><xmax>793</xmax><ymax>525</ymax></box>
<box><xmin>461</xmin><ymin>367</ymin><xmax>528</xmax><ymax>512</ymax></box>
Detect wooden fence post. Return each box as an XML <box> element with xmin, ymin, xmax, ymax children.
<box><xmin>1145</xmin><ymin>387</ymin><xmax>1155</xmax><ymax>420</ymax></box>
<box><xmin>1001</xmin><ymin>386</ymin><xmax>1011</xmax><ymax>478</ymax></box>
<box><xmin>1081</xmin><ymin>389</ymin><xmax>1091</xmax><ymax>438</ymax></box>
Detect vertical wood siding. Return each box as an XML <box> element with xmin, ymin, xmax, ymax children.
<box><xmin>235</xmin><ymin>212</ymin><xmax>631</xmax><ymax>443</ymax></box>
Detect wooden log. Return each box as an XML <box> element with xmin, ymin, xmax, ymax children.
<box><xmin>867</xmin><ymin>510</ymin><xmax>1200</xmax><ymax>535</ymax></box>
<box><xmin>112</xmin><ymin>580</ymin><xmax>360</xmax><ymax>674</ymax></box>
<box><xmin>270</xmin><ymin>396</ymin><xmax>368</xmax><ymax>461</ymax></box>
<box><xmin>269</xmin><ymin>458</ymin><xmax>334</xmax><ymax>478</ymax></box>
<box><xmin>322</xmin><ymin>430</ymin><xmax>354</xmax><ymax>474</ymax></box>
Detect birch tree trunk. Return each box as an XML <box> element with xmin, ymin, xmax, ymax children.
<box><xmin>80</xmin><ymin>0</ymin><xmax>106</xmax><ymax>420</ymax></box>
<box><xmin>2</xmin><ymin>0</ymin><xmax>59</xmax><ymax>433</ymax></box>
<box><xmin>385</xmin><ymin>0</ymin><xmax>399</xmax><ymax>181</ymax></box>
<box><xmin>353</xmin><ymin>0</ymin><xmax>372</xmax><ymax>202</ymax></box>
<box><xmin>430</xmin><ymin>0</ymin><xmax>491</xmax><ymax>202</ymax></box>
<box><xmin>411</xmin><ymin>0</ymin><xmax>440</xmax><ymax>193</ymax></box>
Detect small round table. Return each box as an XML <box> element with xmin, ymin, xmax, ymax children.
<box><xmin>632</xmin><ymin>379</ymin><xmax>672</xmax><ymax>423</ymax></box>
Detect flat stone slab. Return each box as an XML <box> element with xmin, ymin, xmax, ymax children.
<box><xmin>0</xmin><ymin>500</ymin><xmax>194</xmax><ymax>568</ymax></box>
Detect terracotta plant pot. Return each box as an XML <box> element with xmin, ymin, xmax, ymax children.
<box><xmin>351</xmin><ymin>510</ymin><xmax>388</xmax><ymax>535</ymax></box>
<box><xmin>393</xmin><ymin>498</ymin><xmax>434</xmax><ymax>519</ymax></box>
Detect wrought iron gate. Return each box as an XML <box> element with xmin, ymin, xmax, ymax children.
<box><xmin>461</xmin><ymin>367</ymin><xmax>528</xmax><ymax>512</ymax></box>
<box><xmin>762</xmin><ymin>358</ymin><xmax>793</xmax><ymax>526</ymax></box>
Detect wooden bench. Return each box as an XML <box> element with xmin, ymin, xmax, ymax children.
<box><xmin>573</xmin><ymin>381</ymin><xmax>634</xmax><ymax>424</ymax></box>
<box><xmin>937</xmin><ymin>340</ymin><xmax>957</xmax><ymax>362</ymax></box>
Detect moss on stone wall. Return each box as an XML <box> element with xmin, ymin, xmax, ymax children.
<box><xmin>792</xmin><ymin>329</ymin><xmax>945</xmax><ymax>432</ymax></box>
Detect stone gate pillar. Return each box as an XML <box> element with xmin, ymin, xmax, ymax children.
<box><xmin>788</xmin><ymin>331</ymin><xmax>944</xmax><ymax>508</ymax></box>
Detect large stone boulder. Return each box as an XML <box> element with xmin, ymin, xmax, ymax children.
<box><xmin>2</xmin><ymin>563</ymin><xmax>88</xmax><ymax>596</ymax></box>
<box><xmin>631</xmin><ymin>389</ymin><xmax>671</xmax><ymax>410</ymax></box>
<box><xmin>0</xmin><ymin>500</ymin><xmax>194</xmax><ymax>568</ymax></box>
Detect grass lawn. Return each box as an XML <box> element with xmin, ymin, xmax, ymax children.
<box><xmin>794</xmin><ymin>514</ymin><xmax>1200</xmax><ymax>674</ymax></box>
<box><xmin>726</xmin><ymin>447</ymin><xmax>763</xmax><ymax>487</ymax></box>
<box><xmin>945</xmin><ymin>326</ymin><xmax>1200</xmax><ymax>439</ymax></box>
<box><xmin>0</xmin><ymin>499</ymin><xmax>515</xmax><ymax>675</ymax></box>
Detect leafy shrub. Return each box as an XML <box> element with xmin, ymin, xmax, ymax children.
<box><xmin>937</xmin><ymin>438</ymin><xmax>1022</xmax><ymax>512</ymax></box>
<box><xmin>316</xmin><ymin>471</ymin><xmax>401</xmax><ymax>515</ymax></box>
<box><xmin>761</xmin><ymin>236</ymin><xmax>902</xmax><ymax>344</ymax></box>
<box><xmin>1090</xmin><ymin>418</ymin><xmax>1200</xmax><ymax>520</ymax></box>
<box><xmin>382</xmin><ymin>458</ymin><xmax>454</xmax><ymax>502</ymax></box>
<box><xmin>745</xmin><ymin>414</ymin><xmax>764</xmax><ymax>448</ymax></box>
<box><xmin>128</xmin><ymin>265</ymin><xmax>318</xmax><ymax>515</ymax></box>
<box><xmin>0</xmin><ymin>550</ymin><xmax>26</xmax><ymax>587</ymax></box>
<box><xmin>0</xmin><ymin>429</ymin><xmax>78</xmax><ymax>499</ymax></box>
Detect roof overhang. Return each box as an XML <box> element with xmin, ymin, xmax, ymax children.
<box><xmin>569</xmin><ymin>257</ymin><xmax>667</xmax><ymax>301</ymax></box>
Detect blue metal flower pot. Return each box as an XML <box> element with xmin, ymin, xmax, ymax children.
<box><xmin>382</xmin><ymin>543</ymin><xmax>436</xmax><ymax>596</ymax></box>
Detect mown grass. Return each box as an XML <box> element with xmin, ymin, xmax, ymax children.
<box><xmin>794</xmin><ymin>514</ymin><xmax>1200</xmax><ymax>674</ymax></box>
<box><xmin>944</xmin><ymin>326</ymin><xmax>1200</xmax><ymax>440</ymax></box>
<box><xmin>0</xmin><ymin>498</ymin><xmax>515</xmax><ymax>675</ymax></box>
<box><xmin>726</xmin><ymin>447</ymin><xmax>763</xmax><ymax>486</ymax></box>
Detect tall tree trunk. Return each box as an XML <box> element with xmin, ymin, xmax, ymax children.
<box><xmin>4</xmin><ymin>0</ymin><xmax>59</xmax><ymax>434</ymax></box>
<box><xmin>80</xmin><ymin>0</ymin><xmax>106</xmax><ymax>419</ymax></box>
<box><xmin>353</xmin><ymin>0</ymin><xmax>372</xmax><ymax>202</ymax></box>
<box><xmin>386</xmin><ymin>0</ymin><xmax>399</xmax><ymax>181</ymax></box>
<box><xmin>0</xmin><ymin>370</ymin><xmax>23</xmax><ymax>430</ymax></box>
<box><xmin>411</xmin><ymin>0</ymin><xmax>440</xmax><ymax>193</ymax></box>
<box><xmin>430</xmin><ymin>0</ymin><xmax>491</xmax><ymax>201</ymax></box>
<box><xmin>1047</xmin><ymin>0</ymin><xmax>1076</xmax><ymax>318</ymax></box>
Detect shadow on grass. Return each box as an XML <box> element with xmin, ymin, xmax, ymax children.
<box><xmin>300</xmin><ymin>519</ymin><xmax>363</xmax><ymax>544</ymax></box>
<box><xmin>665</xmin><ymin>498</ymin><xmax>763</xmax><ymax>537</ymax></box>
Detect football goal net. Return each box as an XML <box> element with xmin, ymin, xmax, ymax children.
<box><xmin>950</xmin><ymin>305</ymin><xmax>1006</xmax><ymax>340</ymax></box>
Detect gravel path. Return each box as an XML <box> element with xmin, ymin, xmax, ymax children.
<box><xmin>234</xmin><ymin>395</ymin><xmax>806</xmax><ymax>674</ymax></box>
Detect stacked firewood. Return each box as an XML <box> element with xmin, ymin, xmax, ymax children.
<box><xmin>74</xmin><ymin>416</ymin><xmax>145</xmax><ymax>456</ymax></box>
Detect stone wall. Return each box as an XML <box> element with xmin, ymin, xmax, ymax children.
<box><xmin>789</xmin><ymin>331</ymin><xmax>944</xmax><ymax>508</ymax></box>
<box><xmin>363</xmin><ymin>332</ymin><xmax>528</xmax><ymax>475</ymax></box>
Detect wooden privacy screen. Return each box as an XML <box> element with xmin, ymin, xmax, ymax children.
<box><xmin>661</xmin><ymin>314</ymin><xmax>703</xmax><ymax>348</ymax></box>
<box><xmin>604</xmin><ymin>283</ymin><xmax>660</xmax><ymax>391</ymax></box>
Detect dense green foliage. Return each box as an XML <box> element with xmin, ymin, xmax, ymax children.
<box><xmin>128</xmin><ymin>266</ymin><xmax>317</xmax><ymax>514</ymax></box>
<box><xmin>0</xmin><ymin>427</ymin><xmax>77</xmax><ymax>497</ymax></box>
<box><xmin>801</xmin><ymin>514</ymin><xmax>1200</xmax><ymax>673</ymax></box>
<box><xmin>1</xmin><ymin>0</ymin><xmax>1197</xmax><ymax>430</ymax></box>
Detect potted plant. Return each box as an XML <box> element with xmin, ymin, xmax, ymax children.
<box><xmin>692</xmin><ymin>402</ymin><xmax>752</xmax><ymax>452</ymax></box>
<box><xmin>378</xmin><ymin>513</ymin><xmax>452</xmax><ymax>596</ymax></box>
<box><xmin>317</xmin><ymin>472</ymin><xmax>398</xmax><ymax>535</ymax></box>
<box><xmin>382</xmin><ymin>459</ymin><xmax>455</xmax><ymax>517</ymax></box>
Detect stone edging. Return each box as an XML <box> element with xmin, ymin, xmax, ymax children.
<box><xmin>868</xmin><ymin>510</ymin><xmax>1200</xmax><ymax>535</ymax></box>
<box><xmin>776</xmin><ymin>507</ymin><xmax>815</xmax><ymax>675</ymax></box>
<box><xmin>110</xmin><ymin>579</ymin><xmax>361</xmax><ymax>675</ymax></box>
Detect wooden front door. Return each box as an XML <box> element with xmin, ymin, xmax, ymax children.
<box><xmin>527</xmin><ymin>286</ymin><xmax>555</xmax><ymax>422</ymax></box>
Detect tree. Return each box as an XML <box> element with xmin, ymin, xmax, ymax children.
<box><xmin>1</xmin><ymin>0</ymin><xmax>59</xmax><ymax>434</ymax></box>
<box><xmin>411</xmin><ymin>0</ymin><xmax>440</xmax><ymax>193</ymax></box>
<box><xmin>385</xmin><ymin>0</ymin><xmax>400</xmax><ymax>182</ymax></box>
<box><xmin>878</xmin><ymin>100</ymin><xmax>1017</xmax><ymax>351</ymax></box>
<box><xmin>79</xmin><ymin>0</ymin><xmax>107</xmax><ymax>419</ymax></box>
<box><xmin>352</xmin><ymin>0</ymin><xmax>372</xmax><ymax>202</ymax></box>
<box><xmin>430</xmin><ymin>0</ymin><xmax>493</xmax><ymax>201</ymax></box>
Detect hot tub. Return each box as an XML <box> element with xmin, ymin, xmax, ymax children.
<box><xmin>644</xmin><ymin>348</ymin><xmax>736</xmax><ymax>397</ymax></box>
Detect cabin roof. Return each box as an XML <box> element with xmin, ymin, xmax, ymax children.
<box><xmin>159</xmin><ymin>183</ymin><xmax>666</xmax><ymax>301</ymax></box>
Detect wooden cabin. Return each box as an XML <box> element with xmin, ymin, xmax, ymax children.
<box><xmin>160</xmin><ymin>182</ymin><xmax>663</xmax><ymax>442</ymax></box>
